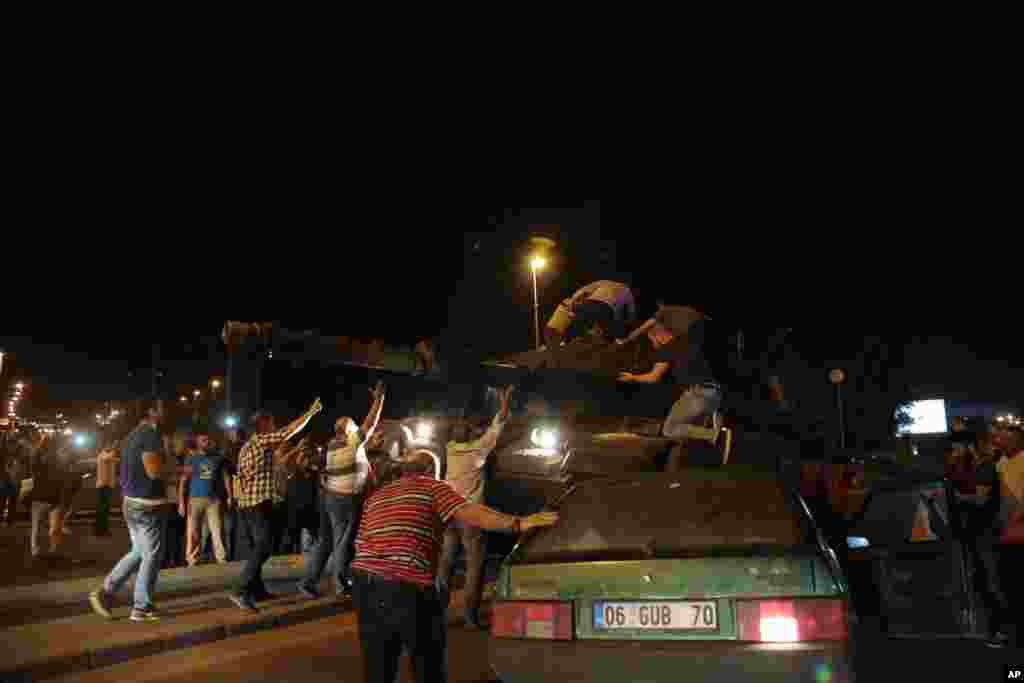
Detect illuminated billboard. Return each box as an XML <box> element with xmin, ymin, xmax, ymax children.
<box><xmin>896</xmin><ymin>399</ymin><xmax>949</xmax><ymax>435</ymax></box>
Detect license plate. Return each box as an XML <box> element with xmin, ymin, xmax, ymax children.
<box><xmin>593</xmin><ymin>601</ymin><xmax>718</xmax><ymax>630</ymax></box>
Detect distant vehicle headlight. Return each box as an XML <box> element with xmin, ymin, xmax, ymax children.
<box><xmin>530</xmin><ymin>428</ymin><xmax>559</xmax><ymax>450</ymax></box>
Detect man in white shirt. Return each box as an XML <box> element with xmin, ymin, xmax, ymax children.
<box><xmin>436</xmin><ymin>385</ymin><xmax>514</xmax><ymax>629</ymax></box>
<box><xmin>297</xmin><ymin>382</ymin><xmax>385</xmax><ymax>599</ymax></box>
<box><xmin>545</xmin><ymin>280</ymin><xmax>636</xmax><ymax>349</ymax></box>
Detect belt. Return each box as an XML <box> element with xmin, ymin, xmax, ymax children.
<box><xmin>353</xmin><ymin>570</ymin><xmax>438</xmax><ymax>595</ymax></box>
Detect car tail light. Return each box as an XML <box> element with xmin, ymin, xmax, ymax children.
<box><xmin>736</xmin><ymin>599</ymin><xmax>847</xmax><ymax>642</ymax></box>
<box><xmin>491</xmin><ymin>601</ymin><xmax>573</xmax><ymax>640</ymax></box>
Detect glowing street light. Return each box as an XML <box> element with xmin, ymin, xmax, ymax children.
<box><xmin>211</xmin><ymin>379</ymin><xmax>222</xmax><ymax>389</ymax></box>
<box><xmin>530</xmin><ymin>254</ymin><xmax>547</xmax><ymax>350</ymax></box>
<box><xmin>828</xmin><ymin>369</ymin><xmax>847</xmax><ymax>449</ymax></box>
<box><xmin>193</xmin><ymin>389</ymin><xmax>201</xmax><ymax>398</ymax></box>
<box><xmin>180</xmin><ymin>396</ymin><xmax>188</xmax><ymax>403</ymax></box>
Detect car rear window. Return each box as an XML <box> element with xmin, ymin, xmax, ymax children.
<box><xmin>513</xmin><ymin>468</ymin><xmax>812</xmax><ymax>564</ymax></box>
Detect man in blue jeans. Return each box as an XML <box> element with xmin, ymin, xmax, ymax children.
<box><xmin>619</xmin><ymin>305</ymin><xmax>721</xmax><ymax>466</ymax></box>
<box><xmin>298</xmin><ymin>382</ymin><xmax>385</xmax><ymax>600</ymax></box>
<box><xmin>89</xmin><ymin>402</ymin><xmax>169</xmax><ymax>622</ymax></box>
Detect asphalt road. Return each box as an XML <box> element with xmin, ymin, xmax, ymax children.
<box><xmin>0</xmin><ymin>513</ymin><xmax>134</xmax><ymax>588</ymax></box>
<box><xmin>49</xmin><ymin>608</ymin><xmax>1022</xmax><ymax>683</ymax></box>
<box><xmin>53</xmin><ymin>609</ymin><xmax>497</xmax><ymax>683</ymax></box>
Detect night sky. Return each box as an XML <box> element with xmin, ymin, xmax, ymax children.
<box><xmin>2</xmin><ymin>198</ymin><xmax>1020</xmax><ymax>418</ymax></box>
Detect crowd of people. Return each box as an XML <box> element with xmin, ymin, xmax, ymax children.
<box><xmin>0</xmin><ymin>428</ymin><xmax>86</xmax><ymax>556</ymax></box>
<box><xmin>77</xmin><ymin>387</ymin><xmax>558</xmax><ymax>681</ymax></box>
<box><xmin>3</xmin><ymin>277</ymin><xmax>1019</xmax><ymax>678</ymax></box>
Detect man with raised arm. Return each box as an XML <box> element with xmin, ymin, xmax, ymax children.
<box><xmin>436</xmin><ymin>385</ymin><xmax>514</xmax><ymax>629</ymax></box>
<box><xmin>228</xmin><ymin>399</ymin><xmax>322</xmax><ymax>612</ymax></box>
<box><xmin>297</xmin><ymin>382</ymin><xmax>385</xmax><ymax>600</ymax></box>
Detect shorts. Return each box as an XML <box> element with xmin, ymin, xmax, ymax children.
<box><xmin>547</xmin><ymin>303</ymin><xmax>573</xmax><ymax>333</ymax></box>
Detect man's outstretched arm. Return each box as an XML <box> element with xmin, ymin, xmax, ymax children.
<box><xmin>361</xmin><ymin>382</ymin><xmax>386</xmax><ymax>438</ymax></box>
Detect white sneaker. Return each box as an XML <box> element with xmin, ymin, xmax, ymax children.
<box><xmin>89</xmin><ymin>590</ymin><xmax>113</xmax><ymax>619</ymax></box>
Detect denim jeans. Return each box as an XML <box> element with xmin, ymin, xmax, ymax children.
<box><xmin>104</xmin><ymin>500</ymin><xmax>170</xmax><ymax>610</ymax></box>
<box><xmin>973</xmin><ymin>538</ymin><xmax>1011</xmax><ymax>634</ymax></box>
<box><xmin>353</xmin><ymin>571</ymin><xmax>448</xmax><ymax>683</ymax></box>
<box><xmin>662</xmin><ymin>385</ymin><xmax>721</xmax><ymax>439</ymax></box>
<box><xmin>436</xmin><ymin>519</ymin><xmax>486</xmax><ymax>620</ymax></box>
<box><xmin>94</xmin><ymin>486</ymin><xmax>113</xmax><ymax>536</ymax></box>
<box><xmin>237</xmin><ymin>501</ymin><xmax>275</xmax><ymax>598</ymax></box>
<box><xmin>300</xmin><ymin>491</ymin><xmax>361</xmax><ymax>594</ymax></box>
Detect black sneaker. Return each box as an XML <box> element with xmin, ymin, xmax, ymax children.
<box><xmin>297</xmin><ymin>584</ymin><xmax>320</xmax><ymax>600</ymax></box>
<box><xmin>89</xmin><ymin>589</ymin><xmax>113</xmax><ymax>619</ymax></box>
<box><xmin>229</xmin><ymin>593</ymin><xmax>259</xmax><ymax>612</ymax></box>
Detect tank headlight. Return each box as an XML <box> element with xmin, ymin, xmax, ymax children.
<box><xmin>416</xmin><ymin>421</ymin><xmax>434</xmax><ymax>442</ymax></box>
<box><xmin>530</xmin><ymin>427</ymin><xmax>559</xmax><ymax>450</ymax></box>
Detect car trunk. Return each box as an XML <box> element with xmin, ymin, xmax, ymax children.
<box><xmin>497</xmin><ymin>469</ymin><xmax>844</xmax><ymax>642</ymax></box>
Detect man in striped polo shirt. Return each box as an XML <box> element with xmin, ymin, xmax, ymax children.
<box><xmin>297</xmin><ymin>381</ymin><xmax>385</xmax><ymax>599</ymax></box>
<box><xmin>350</xmin><ymin>444</ymin><xmax>559</xmax><ymax>682</ymax></box>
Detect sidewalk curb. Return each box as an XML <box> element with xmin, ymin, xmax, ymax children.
<box><xmin>0</xmin><ymin>598</ymin><xmax>340</xmax><ymax>682</ymax></box>
<box><xmin>1</xmin><ymin>588</ymin><xmax>492</xmax><ymax>682</ymax></box>
<box><xmin>0</xmin><ymin>555</ymin><xmax>306</xmax><ymax>614</ymax></box>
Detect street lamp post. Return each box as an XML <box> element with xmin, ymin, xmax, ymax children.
<box><xmin>530</xmin><ymin>256</ymin><xmax>546</xmax><ymax>350</ymax></box>
<box><xmin>828</xmin><ymin>369</ymin><xmax>847</xmax><ymax>449</ymax></box>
